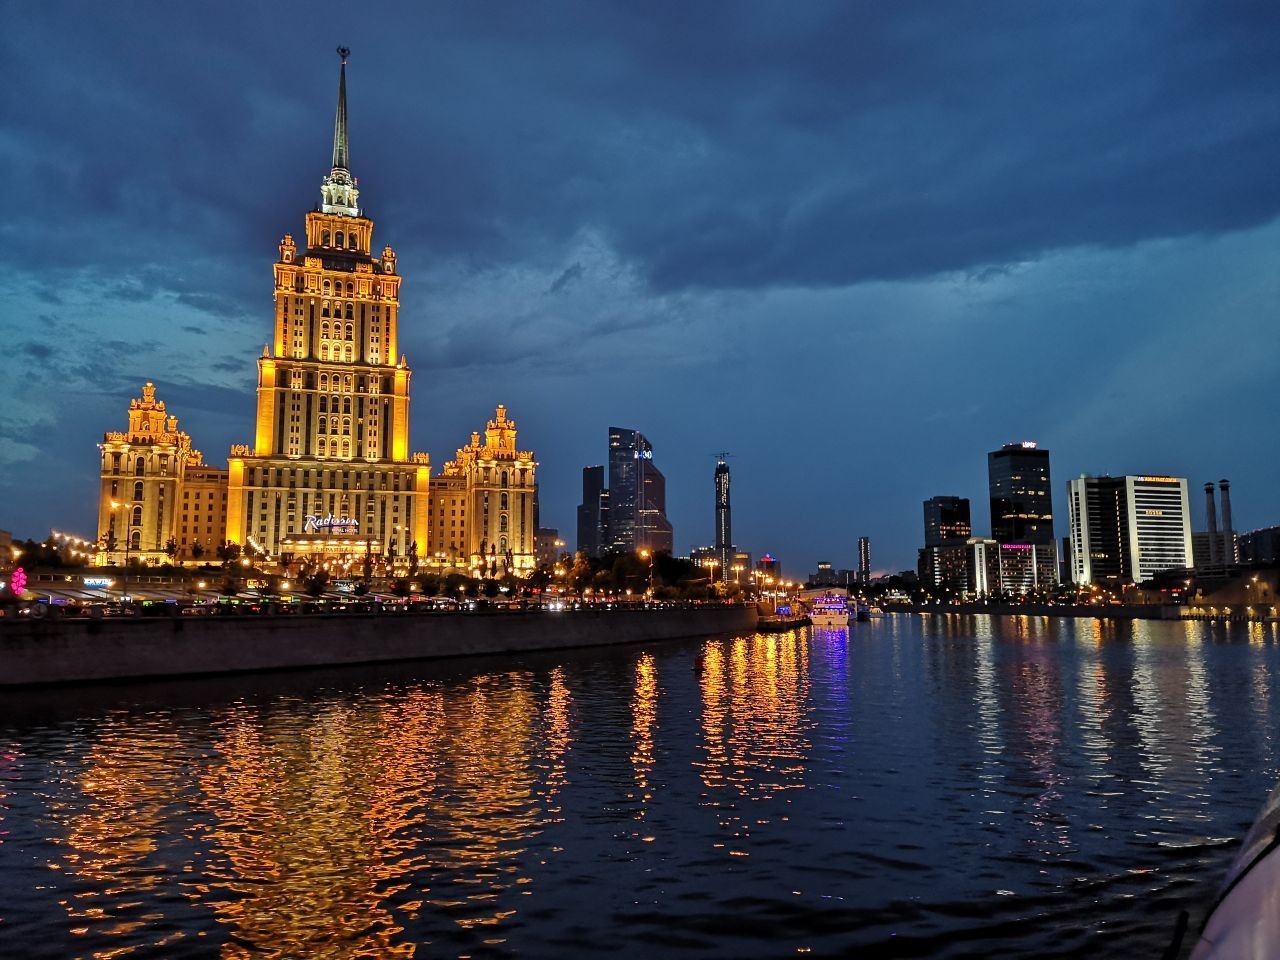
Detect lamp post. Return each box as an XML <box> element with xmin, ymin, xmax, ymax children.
<box><xmin>639</xmin><ymin>548</ymin><xmax>654</xmax><ymax>598</ymax></box>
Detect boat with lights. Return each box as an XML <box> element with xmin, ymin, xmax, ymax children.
<box><xmin>808</xmin><ymin>593</ymin><xmax>851</xmax><ymax>627</ymax></box>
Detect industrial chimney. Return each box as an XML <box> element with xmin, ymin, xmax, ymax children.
<box><xmin>1219</xmin><ymin>479</ymin><xmax>1234</xmax><ymax>565</ymax></box>
<box><xmin>1204</xmin><ymin>482</ymin><xmax>1219</xmax><ymax>567</ymax></box>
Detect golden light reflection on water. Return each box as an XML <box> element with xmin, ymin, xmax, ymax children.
<box><xmin>45</xmin><ymin>719</ymin><xmax>192</xmax><ymax>955</ymax></box>
<box><xmin>43</xmin><ymin>671</ymin><xmax>582</xmax><ymax>959</ymax></box>
<box><xmin>696</xmin><ymin>631</ymin><xmax>813</xmax><ymax>811</ymax></box>
<box><xmin>630</xmin><ymin>654</ymin><xmax>658</xmax><ymax>811</ymax></box>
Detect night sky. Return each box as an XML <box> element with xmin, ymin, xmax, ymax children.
<box><xmin>5</xmin><ymin>2</ymin><xmax>1280</xmax><ymax>575</ymax></box>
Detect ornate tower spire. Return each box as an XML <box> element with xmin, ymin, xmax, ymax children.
<box><xmin>321</xmin><ymin>46</ymin><xmax>360</xmax><ymax>216</ymax></box>
<box><xmin>332</xmin><ymin>46</ymin><xmax>350</xmax><ymax>170</ymax></box>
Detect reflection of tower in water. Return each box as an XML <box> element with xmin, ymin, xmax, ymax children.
<box><xmin>696</xmin><ymin>633</ymin><xmax>814</xmax><ymax>814</ymax></box>
<box><xmin>182</xmin><ymin>672</ymin><xmax>575</xmax><ymax>956</ymax></box>
<box><xmin>630</xmin><ymin>654</ymin><xmax>658</xmax><ymax>812</ymax></box>
<box><xmin>46</xmin><ymin>719</ymin><xmax>192</xmax><ymax>951</ymax></box>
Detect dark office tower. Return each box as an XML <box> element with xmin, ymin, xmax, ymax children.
<box><xmin>608</xmin><ymin>427</ymin><xmax>644</xmax><ymax>551</ymax></box>
<box><xmin>576</xmin><ymin>465</ymin><xmax>608</xmax><ymax>557</ymax></box>
<box><xmin>857</xmin><ymin>536</ymin><xmax>871</xmax><ymax>585</ymax></box>
<box><xmin>988</xmin><ymin>442</ymin><xmax>1055</xmax><ymax>546</ymax></box>
<box><xmin>920</xmin><ymin>497</ymin><xmax>971</xmax><ymax>591</ymax></box>
<box><xmin>638</xmin><ymin>457</ymin><xmax>675</xmax><ymax>553</ymax></box>
<box><xmin>923</xmin><ymin>496</ymin><xmax>971</xmax><ymax>547</ymax></box>
<box><xmin>607</xmin><ymin>427</ymin><xmax>673</xmax><ymax>553</ymax></box>
<box><xmin>714</xmin><ymin>458</ymin><xmax>732</xmax><ymax>580</ymax></box>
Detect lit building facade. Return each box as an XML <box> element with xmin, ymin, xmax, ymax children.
<box><xmin>989</xmin><ymin>441</ymin><xmax>1057</xmax><ymax>585</ymax></box>
<box><xmin>714</xmin><ymin>457</ymin><xmax>732</xmax><ymax>580</ymax></box>
<box><xmin>1066</xmin><ymin>474</ymin><xmax>1193</xmax><ymax>586</ymax></box>
<box><xmin>97</xmin><ymin>382</ymin><xmax>208</xmax><ymax>565</ymax></box>
<box><xmin>225</xmin><ymin>51</ymin><xmax>431</xmax><ymax>568</ymax></box>
<box><xmin>427</xmin><ymin>406</ymin><xmax>538</xmax><ymax>576</ymax></box>
<box><xmin>178</xmin><ymin>463</ymin><xmax>230</xmax><ymax>561</ymax></box>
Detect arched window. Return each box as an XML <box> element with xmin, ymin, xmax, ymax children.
<box><xmin>319</xmin><ymin>397</ymin><xmax>328</xmax><ymax>413</ymax></box>
<box><xmin>345</xmin><ymin>304</ymin><xmax>354</xmax><ymax>320</ymax></box>
<box><xmin>321</xmin><ymin>321</ymin><xmax>330</xmax><ymax>338</ymax></box>
<box><xmin>319</xmin><ymin>344</ymin><xmax>329</xmax><ymax>360</ymax></box>
<box><xmin>499</xmin><ymin>514</ymin><xmax>508</xmax><ymax>533</ymax></box>
<box><xmin>135</xmin><ymin>456</ymin><xmax>145</xmax><ymax>476</ymax></box>
<box><xmin>322</xmin><ymin>301</ymin><xmax>330</xmax><ymax>318</ymax></box>
<box><xmin>343</xmin><ymin>398</ymin><xmax>351</xmax><ymax>414</ymax></box>
<box><xmin>319</xmin><ymin>417</ymin><xmax>327</xmax><ymax>434</ymax></box>
<box><xmin>336</xmin><ymin>231</ymin><xmax>345</xmax><ymax>247</ymax></box>
<box><xmin>500</xmin><ymin>536</ymin><xmax>508</xmax><ymax>551</ymax></box>
<box><xmin>346</xmin><ymin>282</ymin><xmax>354</xmax><ymax>294</ymax></box>
<box><xmin>322</xmin><ymin>231</ymin><xmax>330</xmax><ymax>246</ymax></box>
<box><xmin>130</xmin><ymin>530</ymin><xmax>141</xmax><ymax>550</ymax></box>
<box><xmin>331</xmin><ymin>394</ymin><xmax>339</xmax><ymax>411</ymax></box>
<box><xmin>342</xmin><ymin>417</ymin><xmax>351</xmax><ymax>434</ymax></box>
<box><xmin>501</xmin><ymin>471</ymin><xmax>509</xmax><ymax>489</ymax></box>
<box><xmin>323</xmin><ymin>279</ymin><xmax>331</xmax><ymax>292</ymax></box>
<box><xmin>131</xmin><ymin>505</ymin><xmax>142</xmax><ymax>527</ymax></box>
<box><xmin>344</xmin><ymin>375</ymin><xmax>352</xmax><ymax>389</ymax></box>
<box><xmin>344</xmin><ymin>346</ymin><xmax>354</xmax><ymax>362</ymax></box>
<box><xmin>500</xmin><ymin>492</ymin><xmax>508</xmax><ymax>510</ymax></box>
<box><xmin>342</xmin><ymin>439</ymin><xmax>351</xmax><ymax>457</ymax></box>
<box><xmin>348</xmin><ymin>234</ymin><xmax>356</xmax><ymax>249</ymax></box>
<box><xmin>133</xmin><ymin>480</ymin><xmax>144</xmax><ymax>500</ymax></box>
<box><xmin>344</xmin><ymin>322</ymin><xmax>353</xmax><ymax>340</ymax></box>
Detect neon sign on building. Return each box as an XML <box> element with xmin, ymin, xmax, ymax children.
<box><xmin>303</xmin><ymin>513</ymin><xmax>360</xmax><ymax>534</ymax></box>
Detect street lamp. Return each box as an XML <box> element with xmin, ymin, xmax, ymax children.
<box><xmin>639</xmin><ymin>548</ymin><xmax>655</xmax><ymax>598</ymax></box>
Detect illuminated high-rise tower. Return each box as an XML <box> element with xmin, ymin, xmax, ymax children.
<box><xmin>226</xmin><ymin>49</ymin><xmax>430</xmax><ymax>564</ymax></box>
<box><xmin>714</xmin><ymin>457</ymin><xmax>732</xmax><ymax>580</ymax></box>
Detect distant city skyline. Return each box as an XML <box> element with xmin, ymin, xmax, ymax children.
<box><xmin>5</xmin><ymin>4</ymin><xmax>1280</xmax><ymax>573</ymax></box>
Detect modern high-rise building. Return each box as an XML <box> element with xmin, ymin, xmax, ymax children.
<box><xmin>923</xmin><ymin>496</ymin><xmax>971</xmax><ymax>547</ymax></box>
<box><xmin>989</xmin><ymin>442</ymin><xmax>1055</xmax><ymax>545</ymax></box>
<box><xmin>920</xmin><ymin>496</ymin><xmax>971</xmax><ymax>590</ymax></box>
<box><xmin>605</xmin><ymin>427</ymin><xmax>673</xmax><ymax>553</ymax></box>
<box><xmin>714</xmin><ymin>457</ymin><xmax>732</xmax><ymax>580</ymax></box>
<box><xmin>857</xmin><ymin>536</ymin><xmax>871</xmax><ymax>585</ymax></box>
<box><xmin>1066</xmin><ymin>475</ymin><xmax>1193</xmax><ymax>586</ymax></box>
<box><xmin>637</xmin><ymin>455</ymin><xmax>674</xmax><ymax>553</ymax></box>
<box><xmin>576</xmin><ymin>465</ymin><xmax>608</xmax><ymax>557</ymax></box>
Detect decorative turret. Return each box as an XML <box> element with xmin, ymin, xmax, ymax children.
<box><xmin>320</xmin><ymin>47</ymin><xmax>361</xmax><ymax>216</ymax></box>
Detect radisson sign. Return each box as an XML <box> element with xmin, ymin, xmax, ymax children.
<box><xmin>303</xmin><ymin>513</ymin><xmax>360</xmax><ymax>534</ymax></box>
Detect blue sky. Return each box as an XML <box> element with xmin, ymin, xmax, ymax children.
<box><xmin>3</xmin><ymin>1</ymin><xmax>1279</xmax><ymax>574</ymax></box>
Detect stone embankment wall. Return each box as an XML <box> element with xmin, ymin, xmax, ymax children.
<box><xmin>0</xmin><ymin>606</ymin><xmax>758</xmax><ymax>686</ymax></box>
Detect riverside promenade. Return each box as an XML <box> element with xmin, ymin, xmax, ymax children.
<box><xmin>0</xmin><ymin>603</ymin><xmax>758</xmax><ymax>686</ymax></box>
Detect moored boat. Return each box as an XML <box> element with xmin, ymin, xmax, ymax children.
<box><xmin>808</xmin><ymin>593</ymin><xmax>851</xmax><ymax>627</ymax></box>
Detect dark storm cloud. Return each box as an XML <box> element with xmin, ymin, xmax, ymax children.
<box><xmin>5</xmin><ymin>1</ymin><xmax>1280</xmax><ymax>566</ymax></box>
<box><xmin>9</xmin><ymin>1</ymin><xmax>1280</xmax><ymax>300</ymax></box>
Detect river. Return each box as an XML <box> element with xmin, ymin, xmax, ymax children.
<box><xmin>1</xmin><ymin>614</ymin><xmax>1277</xmax><ymax>958</ymax></box>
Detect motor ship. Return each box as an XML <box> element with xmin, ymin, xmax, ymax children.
<box><xmin>808</xmin><ymin>593</ymin><xmax>851</xmax><ymax>627</ymax></box>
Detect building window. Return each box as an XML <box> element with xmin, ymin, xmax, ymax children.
<box><xmin>322</xmin><ymin>231</ymin><xmax>330</xmax><ymax>246</ymax></box>
<box><xmin>133</xmin><ymin>481</ymin><xmax>144</xmax><ymax>501</ymax></box>
<box><xmin>336</xmin><ymin>231</ymin><xmax>345</xmax><ymax>247</ymax></box>
<box><xmin>135</xmin><ymin>456</ymin><xmax>145</xmax><ymax>476</ymax></box>
<box><xmin>131</xmin><ymin>506</ymin><xmax>142</xmax><ymax>527</ymax></box>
